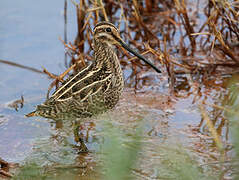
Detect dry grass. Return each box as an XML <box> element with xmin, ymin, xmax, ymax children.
<box><xmin>55</xmin><ymin>0</ymin><xmax>238</xmax><ymax>91</ymax></box>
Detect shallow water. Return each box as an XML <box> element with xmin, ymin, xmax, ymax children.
<box><xmin>0</xmin><ymin>0</ymin><xmax>235</xmax><ymax>179</ymax></box>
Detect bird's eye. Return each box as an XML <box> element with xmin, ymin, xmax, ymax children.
<box><xmin>106</xmin><ymin>27</ymin><xmax>111</xmax><ymax>32</ymax></box>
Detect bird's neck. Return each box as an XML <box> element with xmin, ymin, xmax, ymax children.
<box><xmin>93</xmin><ymin>39</ymin><xmax>122</xmax><ymax>76</ymax></box>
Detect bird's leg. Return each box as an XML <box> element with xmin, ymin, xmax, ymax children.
<box><xmin>73</xmin><ymin>121</ymin><xmax>89</xmax><ymax>153</ymax></box>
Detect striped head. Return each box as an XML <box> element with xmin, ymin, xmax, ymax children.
<box><xmin>93</xmin><ymin>21</ymin><xmax>122</xmax><ymax>47</ymax></box>
<box><xmin>93</xmin><ymin>21</ymin><xmax>161</xmax><ymax>73</ymax></box>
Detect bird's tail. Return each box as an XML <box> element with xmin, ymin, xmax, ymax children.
<box><xmin>25</xmin><ymin>111</ymin><xmax>37</xmax><ymax>117</ymax></box>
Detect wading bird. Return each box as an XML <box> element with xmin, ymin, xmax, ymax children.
<box><xmin>26</xmin><ymin>21</ymin><xmax>161</xmax><ymax>119</ymax></box>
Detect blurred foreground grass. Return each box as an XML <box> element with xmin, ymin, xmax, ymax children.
<box><xmin>225</xmin><ymin>75</ymin><xmax>239</xmax><ymax>179</ymax></box>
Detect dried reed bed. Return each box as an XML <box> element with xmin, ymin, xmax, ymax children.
<box><xmin>53</xmin><ymin>0</ymin><xmax>238</xmax><ymax>93</ymax></box>
<box><xmin>1</xmin><ymin>1</ymin><xmax>238</xmax><ymax>178</ymax></box>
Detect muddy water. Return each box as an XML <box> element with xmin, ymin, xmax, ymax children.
<box><xmin>0</xmin><ymin>0</ymin><xmax>234</xmax><ymax>179</ymax></box>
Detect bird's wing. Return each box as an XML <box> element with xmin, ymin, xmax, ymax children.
<box><xmin>49</xmin><ymin>64</ymin><xmax>112</xmax><ymax>103</ymax></box>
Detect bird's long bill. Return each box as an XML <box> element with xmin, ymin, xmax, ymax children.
<box><xmin>119</xmin><ymin>40</ymin><xmax>161</xmax><ymax>73</ymax></box>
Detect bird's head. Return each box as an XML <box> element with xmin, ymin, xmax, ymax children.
<box><xmin>93</xmin><ymin>21</ymin><xmax>161</xmax><ymax>73</ymax></box>
<box><xmin>93</xmin><ymin>21</ymin><xmax>122</xmax><ymax>47</ymax></box>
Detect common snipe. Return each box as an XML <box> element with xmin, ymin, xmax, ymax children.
<box><xmin>26</xmin><ymin>21</ymin><xmax>161</xmax><ymax>119</ymax></box>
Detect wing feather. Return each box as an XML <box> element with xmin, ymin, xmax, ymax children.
<box><xmin>48</xmin><ymin>63</ymin><xmax>112</xmax><ymax>103</ymax></box>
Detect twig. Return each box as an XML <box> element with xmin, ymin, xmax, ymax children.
<box><xmin>199</xmin><ymin>103</ymin><xmax>224</xmax><ymax>152</ymax></box>
<box><xmin>0</xmin><ymin>59</ymin><xmax>44</xmax><ymax>74</ymax></box>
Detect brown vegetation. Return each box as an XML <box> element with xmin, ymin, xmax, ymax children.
<box><xmin>49</xmin><ymin>0</ymin><xmax>239</xmax><ymax>95</ymax></box>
